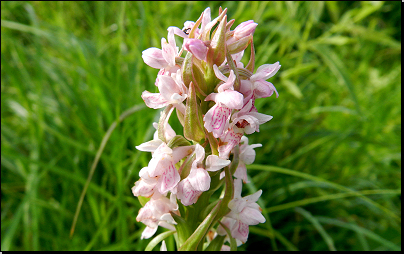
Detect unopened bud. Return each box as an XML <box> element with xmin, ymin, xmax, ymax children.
<box><xmin>183</xmin><ymin>39</ymin><xmax>208</xmax><ymax>61</ymax></box>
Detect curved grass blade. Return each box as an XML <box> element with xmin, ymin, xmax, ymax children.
<box><xmin>70</xmin><ymin>104</ymin><xmax>145</xmax><ymax>238</ymax></box>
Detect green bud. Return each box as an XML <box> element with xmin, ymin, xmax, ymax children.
<box><xmin>209</xmin><ymin>15</ymin><xmax>227</xmax><ymax>67</ymax></box>
<box><xmin>184</xmin><ymin>82</ymin><xmax>206</xmax><ymax>143</ymax></box>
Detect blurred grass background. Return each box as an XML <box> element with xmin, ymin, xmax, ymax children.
<box><xmin>1</xmin><ymin>1</ymin><xmax>401</xmax><ymax>251</ymax></box>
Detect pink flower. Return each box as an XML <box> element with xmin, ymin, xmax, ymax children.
<box><xmin>217</xmin><ymin>179</ymin><xmax>265</xmax><ymax>244</ymax></box>
<box><xmin>230</xmin><ymin>99</ymin><xmax>273</xmax><ymax>135</ymax></box>
<box><xmin>204</xmin><ymin>65</ymin><xmax>244</xmax><ymax>138</ymax></box>
<box><xmin>141</xmin><ymin>69</ymin><xmax>187</xmax><ymax>113</ymax></box>
<box><xmin>233</xmin><ymin>136</ymin><xmax>262</xmax><ymax>183</ymax></box>
<box><xmin>218</xmin><ymin>126</ymin><xmax>244</xmax><ymax>159</ymax></box>
<box><xmin>226</xmin><ymin>20</ymin><xmax>258</xmax><ymax>45</ymax></box>
<box><xmin>141</xmin><ymin>142</ymin><xmax>193</xmax><ymax>196</ymax></box>
<box><xmin>240</xmin><ymin>62</ymin><xmax>281</xmax><ymax>99</ymax></box>
<box><xmin>142</xmin><ymin>28</ymin><xmax>179</xmax><ymax>72</ymax></box>
<box><xmin>183</xmin><ymin>38</ymin><xmax>208</xmax><ymax>61</ymax></box>
<box><xmin>177</xmin><ymin>144</ymin><xmax>230</xmax><ymax>206</ymax></box>
<box><xmin>136</xmin><ymin>193</ymin><xmax>178</xmax><ymax>239</ymax></box>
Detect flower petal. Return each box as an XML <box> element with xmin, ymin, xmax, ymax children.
<box><xmin>205</xmin><ymin>155</ymin><xmax>231</xmax><ymax>171</ymax></box>
<box><xmin>142</xmin><ymin>48</ymin><xmax>167</xmax><ymax>69</ymax></box>
<box><xmin>157</xmin><ymin>162</ymin><xmax>180</xmax><ymax>195</ymax></box>
<box><xmin>215</xmin><ymin>90</ymin><xmax>244</xmax><ymax>109</ymax></box>
<box><xmin>250</xmin><ymin>62</ymin><xmax>281</xmax><ymax>81</ymax></box>
<box><xmin>239</xmin><ymin>206</ymin><xmax>266</xmax><ymax>225</ymax></box>
<box><xmin>203</xmin><ymin>104</ymin><xmax>232</xmax><ymax>138</ymax></box>
<box><xmin>141</xmin><ymin>91</ymin><xmax>169</xmax><ymax>109</ymax></box>
<box><xmin>187</xmin><ymin>167</ymin><xmax>211</xmax><ymax>191</ymax></box>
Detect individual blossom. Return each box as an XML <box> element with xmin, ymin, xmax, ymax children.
<box><xmin>177</xmin><ymin>144</ymin><xmax>230</xmax><ymax>206</ymax></box>
<box><xmin>220</xmin><ymin>136</ymin><xmax>262</xmax><ymax>183</ymax></box>
<box><xmin>203</xmin><ymin>65</ymin><xmax>244</xmax><ymax>138</ymax></box>
<box><xmin>141</xmin><ymin>69</ymin><xmax>188</xmax><ymax>114</ymax></box>
<box><xmin>240</xmin><ymin>62</ymin><xmax>281</xmax><ymax>103</ymax></box>
<box><xmin>137</xmin><ymin>142</ymin><xmax>193</xmax><ymax>196</ymax></box>
<box><xmin>217</xmin><ymin>179</ymin><xmax>265</xmax><ymax>245</ymax></box>
<box><xmin>231</xmin><ymin>99</ymin><xmax>273</xmax><ymax>135</ymax></box>
<box><xmin>136</xmin><ymin>192</ymin><xmax>179</xmax><ymax>239</ymax></box>
<box><xmin>218</xmin><ymin>126</ymin><xmax>244</xmax><ymax>159</ymax></box>
<box><xmin>183</xmin><ymin>38</ymin><xmax>209</xmax><ymax>61</ymax></box>
<box><xmin>142</xmin><ymin>27</ymin><xmax>179</xmax><ymax>73</ymax></box>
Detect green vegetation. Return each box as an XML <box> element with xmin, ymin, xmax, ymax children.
<box><xmin>1</xmin><ymin>1</ymin><xmax>401</xmax><ymax>251</ymax></box>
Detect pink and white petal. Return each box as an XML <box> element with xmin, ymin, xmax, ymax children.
<box><xmin>204</xmin><ymin>92</ymin><xmax>218</xmax><ymax>102</ymax></box>
<box><xmin>218</xmin><ymin>127</ymin><xmax>243</xmax><ymax>158</ymax></box>
<box><xmin>141</xmin><ymin>226</ymin><xmax>158</xmax><ymax>239</ymax></box>
<box><xmin>239</xmin><ymin>79</ymin><xmax>253</xmax><ymax>97</ymax></box>
<box><xmin>203</xmin><ymin>104</ymin><xmax>232</xmax><ymax>138</ymax></box>
<box><xmin>233</xmin><ymin>162</ymin><xmax>249</xmax><ymax>183</ymax></box>
<box><xmin>169</xmin><ymin>26</ymin><xmax>189</xmax><ymax>39</ymax></box>
<box><xmin>141</xmin><ymin>91</ymin><xmax>169</xmax><ymax>109</ymax></box>
<box><xmin>187</xmin><ymin>167</ymin><xmax>211</xmax><ymax>192</ymax></box>
<box><xmin>213</xmin><ymin>64</ymin><xmax>228</xmax><ymax>82</ymax></box>
<box><xmin>254</xmin><ymin>80</ymin><xmax>278</xmax><ymax>98</ymax></box>
<box><xmin>160</xmin><ymin>240</ymin><xmax>167</xmax><ymax>251</ymax></box>
<box><xmin>205</xmin><ymin>155</ymin><xmax>231</xmax><ymax>172</ymax></box>
<box><xmin>177</xmin><ymin>179</ymin><xmax>202</xmax><ymax>206</ymax></box>
<box><xmin>172</xmin><ymin>145</ymin><xmax>194</xmax><ymax>164</ymax></box>
<box><xmin>239</xmin><ymin>207</ymin><xmax>266</xmax><ymax>225</ymax></box>
<box><xmin>201</xmin><ymin>7</ymin><xmax>211</xmax><ymax>32</ymax></box>
<box><xmin>136</xmin><ymin>139</ymin><xmax>164</xmax><ymax>152</ymax></box>
<box><xmin>142</xmin><ymin>48</ymin><xmax>167</xmax><ymax>69</ymax></box>
<box><xmin>251</xmin><ymin>62</ymin><xmax>281</xmax><ymax>81</ymax></box>
<box><xmin>243</xmin><ymin>189</ymin><xmax>263</xmax><ymax>204</ymax></box>
<box><xmin>166</xmin><ymin>27</ymin><xmax>177</xmax><ymax>49</ymax></box>
<box><xmin>158</xmin><ymin>75</ymin><xmax>181</xmax><ymax>101</ymax></box>
<box><xmin>240</xmin><ymin>144</ymin><xmax>261</xmax><ymax>164</ymax></box>
<box><xmin>132</xmin><ymin>179</ymin><xmax>156</xmax><ymax>197</ymax></box>
<box><xmin>249</xmin><ymin>112</ymin><xmax>273</xmax><ymax>125</ymax></box>
<box><xmin>230</xmin><ymin>220</ymin><xmax>249</xmax><ymax>244</ymax></box>
<box><xmin>215</xmin><ymin>90</ymin><xmax>244</xmax><ymax>109</ymax></box>
<box><xmin>217</xmin><ymin>70</ymin><xmax>236</xmax><ymax>92</ymax></box>
<box><xmin>157</xmin><ymin>163</ymin><xmax>180</xmax><ymax>195</ymax></box>
<box><xmin>193</xmin><ymin>143</ymin><xmax>206</xmax><ymax>165</ymax></box>
<box><xmin>253</xmin><ymin>80</ymin><xmax>273</xmax><ymax>98</ymax></box>
<box><xmin>159</xmin><ymin>213</ymin><xmax>177</xmax><ymax>225</ymax></box>
<box><xmin>161</xmin><ymin>38</ymin><xmax>176</xmax><ymax>67</ymax></box>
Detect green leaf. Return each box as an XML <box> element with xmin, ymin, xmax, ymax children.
<box><xmin>204</xmin><ymin>234</ymin><xmax>226</xmax><ymax>251</ymax></box>
<box><xmin>170</xmin><ymin>212</ymin><xmax>192</xmax><ymax>247</ymax></box>
<box><xmin>179</xmin><ymin>201</ymin><xmax>222</xmax><ymax>251</ymax></box>
<box><xmin>145</xmin><ymin>230</ymin><xmax>176</xmax><ymax>251</ymax></box>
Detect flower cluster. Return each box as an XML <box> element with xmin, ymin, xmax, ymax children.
<box><xmin>132</xmin><ymin>7</ymin><xmax>280</xmax><ymax>250</ymax></box>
